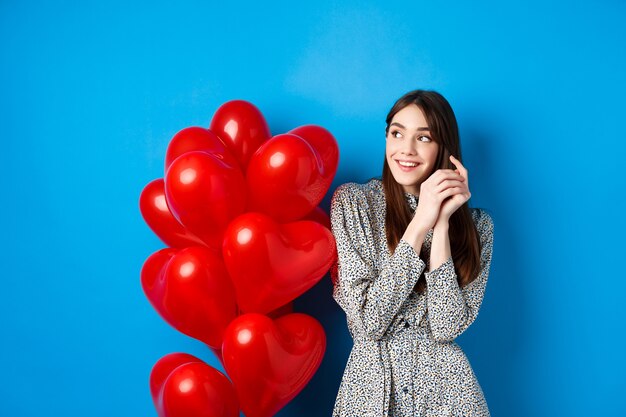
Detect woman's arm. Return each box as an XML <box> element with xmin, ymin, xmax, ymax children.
<box><xmin>429</xmin><ymin>220</ymin><xmax>451</xmax><ymax>272</ymax></box>
<box><xmin>401</xmin><ymin>212</ymin><xmax>431</xmax><ymax>256</ymax></box>
<box><xmin>425</xmin><ymin>209</ymin><xmax>494</xmax><ymax>342</ymax></box>
<box><xmin>330</xmin><ymin>183</ymin><xmax>428</xmax><ymax>341</ymax></box>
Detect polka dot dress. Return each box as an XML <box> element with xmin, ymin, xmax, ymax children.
<box><xmin>330</xmin><ymin>178</ymin><xmax>493</xmax><ymax>417</ymax></box>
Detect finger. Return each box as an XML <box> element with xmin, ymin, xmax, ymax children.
<box><xmin>454</xmin><ymin>168</ymin><xmax>467</xmax><ymax>185</ymax></box>
<box><xmin>432</xmin><ymin>171</ymin><xmax>465</xmax><ymax>186</ymax></box>
<box><xmin>438</xmin><ymin>176</ymin><xmax>470</xmax><ymax>193</ymax></box>
<box><xmin>449</xmin><ymin>155</ymin><xmax>463</xmax><ymax>166</ymax></box>
<box><xmin>449</xmin><ymin>155</ymin><xmax>468</xmax><ymax>175</ymax></box>
<box><xmin>439</xmin><ymin>191</ymin><xmax>470</xmax><ymax>205</ymax></box>
<box><xmin>439</xmin><ymin>186</ymin><xmax>466</xmax><ymax>202</ymax></box>
<box><xmin>435</xmin><ymin>179</ymin><xmax>467</xmax><ymax>194</ymax></box>
<box><xmin>433</xmin><ymin>169</ymin><xmax>465</xmax><ymax>179</ymax></box>
<box><xmin>453</xmin><ymin>167</ymin><xmax>468</xmax><ymax>182</ymax></box>
<box><xmin>449</xmin><ymin>159</ymin><xmax>469</xmax><ymax>189</ymax></box>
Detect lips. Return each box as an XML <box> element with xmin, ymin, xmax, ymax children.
<box><xmin>395</xmin><ymin>159</ymin><xmax>421</xmax><ymax>171</ymax></box>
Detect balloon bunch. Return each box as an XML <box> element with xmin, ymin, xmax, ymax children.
<box><xmin>139</xmin><ymin>100</ymin><xmax>339</xmax><ymax>417</ymax></box>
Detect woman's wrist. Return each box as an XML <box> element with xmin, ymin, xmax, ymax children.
<box><xmin>402</xmin><ymin>221</ymin><xmax>429</xmax><ymax>254</ymax></box>
<box><xmin>434</xmin><ymin>217</ymin><xmax>450</xmax><ymax>231</ymax></box>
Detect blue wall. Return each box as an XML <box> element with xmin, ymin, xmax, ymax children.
<box><xmin>1</xmin><ymin>0</ymin><xmax>625</xmax><ymax>416</ymax></box>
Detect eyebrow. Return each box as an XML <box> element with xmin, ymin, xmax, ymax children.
<box><xmin>390</xmin><ymin>122</ymin><xmax>430</xmax><ymax>131</ymax></box>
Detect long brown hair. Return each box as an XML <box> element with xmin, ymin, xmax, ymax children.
<box><xmin>382</xmin><ymin>89</ymin><xmax>481</xmax><ymax>293</ymax></box>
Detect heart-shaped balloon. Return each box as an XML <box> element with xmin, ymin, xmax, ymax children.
<box><xmin>222</xmin><ymin>212</ymin><xmax>336</xmax><ymax>314</ymax></box>
<box><xmin>140</xmin><ymin>247</ymin><xmax>178</xmax><ymax>295</ymax></box>
<box><xmin>222</xmin><ymin>313</ymin><xmax>326</xmax><ymax>417</ymax></box>
<box><xmin>139</xmin><ymin>179</ymin><xmax>207</xmax><ymax>248</ymax></box>
<box><xmin>302</xmin><ymin>206</ymin><xmax>331</xmax><ymax>230</ymax></box>
<box><xmin>141</xmin><ymin>246</ymin><xmax>238</xmax><ymax>348</ymax></box>
<box><xmin>246</xmin><ymin>133</ymin><xmax>328</xmax><ymax>222</ymax></box>
<box><xmin>266</xmin><ymin>301</ymin><xmax>294</xmax><ymax>319</ymax></box>
<box><xmin>158</xmin><ymin>358</ymin><xmax>239</xmax><ymax>417</ymax></box>
<box><xmin>208</xmin><ymin>302</ymin><xmax>295</xmax><ymax>368</ymax></box>
<box><xmin>165</xmin><ymin>151</ymin><xmax>246</xmax><ymax>250</ymax></box>
<box><xmin>209</xmin><ymin>100</ymin><xmax>271</xmax><ymax>171</ymax></box>
<box><xmin>289</xmin><ymin>124</ymin><xmax>339</xmax><ymax>180</ymax></box>
<box><xmin>164</xmin><ymin>126</ymin><xmax>238</xmax><ymax>173</ymax></box>
<box><xmin>150</xmin><ymin>352</ymin><xmax>203</xmax><ymax>408</ymax></box>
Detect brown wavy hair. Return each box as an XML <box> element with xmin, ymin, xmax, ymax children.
<box><xmin>382</xmin><ymin>89</ymin><xmax>481</xmax><ymax>293</ymax></box>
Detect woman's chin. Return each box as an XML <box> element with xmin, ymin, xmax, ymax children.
<box><xmin>390</xmin><ymin>172</ymin><xmax>423</xmax><ymax>189</ymax></box>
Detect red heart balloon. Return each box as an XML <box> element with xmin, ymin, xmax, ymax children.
<box><xmin>209</xmin><ymin>100</ymin><xmax>271</xmax><ymax>170</ymax></box>
<box><xmin>289</xmin><ymin>124</ymin><xmax>339</xmax><ymax>180</ymax></box>
<box><xmin>164</xmin><ymin>126</ymin><xmax>238</xmax><ymax>172</ymax></box>
<box><xmin>140</xmin><ymin>247</ymin><xmax>178</xmax><ymax>296</ymax></box>
<box><xmin>302</xmin><ymin>207</ymin><xmax>337</xmax><ymax>266</ymax></box>
<box><xmin>267</xmin><ymin>301</ymin><xmax>294</xmax><ymax>319</ymax></box>
<box><xmin>222</xmin><ymin>313</ymin><xmax>326</xmax><ymax>417</ymax></box>
<box><xmin>165</xmin><ymin>151</ymin><xmax>246</xmax><ymax>250</ymax></box>
<box><xmin>139</xmin><ymin>179</ymin><xmax>207</xmax><ymax>248</ymax></box>
<box><xmin>302</xmin><ymin>206</ymin><xmax>331</xmax><ymax>230</ymax></box>
<box><xmin>160</xmin><ymin>360</ymin><xmax>239</xmax><ymax>417</ymax></box>
<box><xmin>222</xmin><ymin>212</ymin><xmax>336</xmax><ymax>314</ymax></box>
<box><xmin>150</xmin><ymin>352</ymin><xmax>203</xmax><ymax>409</ymax></box>
<box><xmin>141</xmin><ymin>246</ymin><xmax>238</xmax><ymax>348</ymax></box>
<box><xmin>246</xmin><ymin>133</ymin><xmax>328</xmax><ymax>222</ymax></box>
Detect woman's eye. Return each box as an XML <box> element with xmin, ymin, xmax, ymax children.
<box><xmin>391</xmin><ymin>130</ymin><xmax>402</xmax><ymax>138</ymax></box>
<box><xmin>418</xmin><ymin>135</ymin><xmax>431</xmax><ymax>142</ymax></box>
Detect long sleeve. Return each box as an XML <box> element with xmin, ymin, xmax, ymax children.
<box><xmin>330</xmin><ymin>183</ymin><xmax>426</xmax><ymax>341</ymax></box>
<box><xmin>425</xmin><ymin>209</ymin><xmax>494</xmax><ymax>342</ymax></box>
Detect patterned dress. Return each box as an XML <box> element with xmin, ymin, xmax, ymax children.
<box><xmin>330</xmin><ymin>178</ymin><xmax>494</xmax><ymax>417</ymax></box>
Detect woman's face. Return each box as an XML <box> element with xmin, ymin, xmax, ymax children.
<box><xmin>385</xmin><ymin>104</ymin><xmax>440</xmax><ymax>195</ymax></box>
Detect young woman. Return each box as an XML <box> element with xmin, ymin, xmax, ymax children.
<box><xmin>330</xmin><ymin>89</ymin><xmax>494</xmax><ymax>417</ymax></box>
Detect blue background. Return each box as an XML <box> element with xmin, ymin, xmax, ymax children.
<box><xmin>2</xmin><ymin>0</ymin><xmax>625</xmax><ymax>416</ymax></box>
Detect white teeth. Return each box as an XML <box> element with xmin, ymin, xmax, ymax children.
<box><xmin>398</xmin><ymin>161</ymin><xmax>418</xmax><ymax>167</ymax></box>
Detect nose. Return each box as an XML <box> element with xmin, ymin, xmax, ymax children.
<box><xmin>400</xmin><ymin>136</ymin><xmax>418</xmax><ymax>155</ymax></box>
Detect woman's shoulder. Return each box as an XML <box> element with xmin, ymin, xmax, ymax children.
<box><xmin>470</xmin><ymin>207</ymin><xmax>494</xmax><ymax>237</ymax></box>
<box><xmin>332</xmin><ymin>178</ymin><xmax>383</xmax><ymax>202</ymax></box>
<box><xmin>330</xmin><ymin>179</ymin><xmax>383</xmax><ymax>220</ymax></box>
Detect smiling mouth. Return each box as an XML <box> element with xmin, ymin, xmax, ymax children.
<box><xmin>395</xmin><ymin>159</ymin><xmax>421</xmax><ymax>168</ymax></box>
